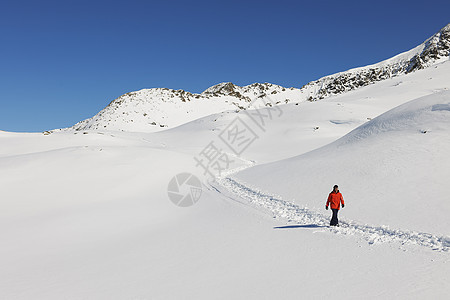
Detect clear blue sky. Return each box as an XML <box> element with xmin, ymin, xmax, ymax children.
<box><xmin>1</xmin><ymin>0</ymin><xmax>449</xmax><ymax>132</ymax></box>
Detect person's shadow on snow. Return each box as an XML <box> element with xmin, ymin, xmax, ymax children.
<box><xmin>273</xmin><ymin>224</ymin><xmax>326</xmax><ymax>229</ymax></box>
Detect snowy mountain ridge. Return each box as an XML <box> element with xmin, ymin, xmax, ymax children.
<box><xmin>68</xmin><ymin>23</ymin><xmax>449</xmax><ymax>133</ymax></box>
<box><xmin>68</xmin><ymin>82</ymin><xmax>302</xmax><ymax>132</ymax></box>
<box><xmin>299</xmin><ymin>23</ymin><xmax>450</xmax><ymax>101</ymax></box>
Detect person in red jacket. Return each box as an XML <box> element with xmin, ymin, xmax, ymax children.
<box><xmin>326</xmin><ymin>185</ymin><xmax>345</xmax><ymax>226</ymax></box>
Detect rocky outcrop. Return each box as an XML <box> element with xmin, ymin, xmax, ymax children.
<box><xmin>301</xmin><ymin>23</ymin><xmax>450</xmax><ymax>101</ymax></box>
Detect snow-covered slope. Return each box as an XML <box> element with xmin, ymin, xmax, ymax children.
<box><xmin>2</xmin><ymin>123</ymin><xmax>449</xmax><ymax>299</ymax></box>
<box><xmin>149</xmin><ymin>59</ymin><xmax>450</xmax><ymax>165</ymax></box>
<box><xmin>67</xmin><ymin>24</ymin><xmax>449</xmax><ymax>133</ymax></box>
<box><xmin>233</xmin><ymin>91</ymin><xmax>450</xmax><ymax>236</ymax></box>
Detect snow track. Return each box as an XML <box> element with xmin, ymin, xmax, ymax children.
<box><xmin>211</xmin><ymin>173</ymin><xmax>450</xmax><ymax>252</ymax></box>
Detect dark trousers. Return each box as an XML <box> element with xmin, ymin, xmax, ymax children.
<box><xmin>330</xmin><ymin>209</ymin><xmax>339</xmax><ymax>226</ymax></box>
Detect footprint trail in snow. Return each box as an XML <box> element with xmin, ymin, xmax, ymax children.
<box><xmin>209</xmin><ymin>162</ymin><xmax>450</xmax><ymax>252</ymax></box>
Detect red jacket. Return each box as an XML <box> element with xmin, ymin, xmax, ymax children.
<box><xmin>326</xmin><ymin>191</ymin><xmax>344</xmax><ymax>210</ymax></box>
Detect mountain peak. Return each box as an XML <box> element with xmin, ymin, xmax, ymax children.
<box><xmin>202</xmin><ymin>82</ymin><xmax>237</xmax><ymax>95</ymax></box>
